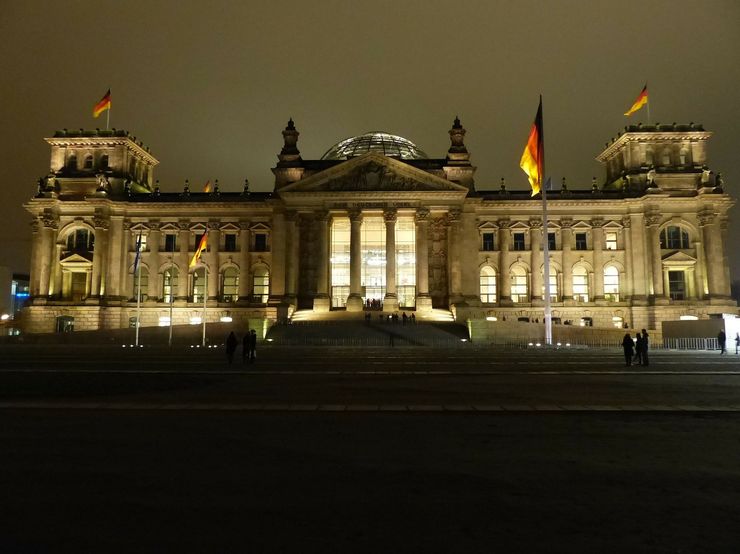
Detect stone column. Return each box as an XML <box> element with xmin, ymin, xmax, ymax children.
<box><xmin>447</xmin><ymin>209</ymin><xmax>463</xmax><ymax>304</ymax></box>
<box><xmin>346</xmin><ymin>209</ymin><xmax>364</xmax><ymax>312</ymax></box>
<box><xmin>693</xmin><ymin>240</ymin><xmax>706</xmax><ymax>300</ymax></box>
<box><xmin>28</xmin><ymin>219</ymin><xmax>42</xmax><ymax>297</ymax></box>
<box><xmin>238</xmin><ymin>221</ymin><xmax>251</xmax><ymax>301</ymax></box>
<box><xmin>700</xmin><ymin>212</ymin><xmax>731</xmax><ymax>299</ymax></box>
<box><xmin>498</xmin><ymin>219</ymin><xmax>511</xmax><ymax>304</ymax></box>
<box><xmin>38</xmin><ymin>215</ymin><xmax>57</xmax><ymax>297</ymax></box>
<box><xmin>177</xmin><ymin>223</ymin><xmax>190</xmax><ymax>300</ymax></box>
<box><xmin>105</xmin><ymin>217</ymin><xmax>122</xmax><ymax>299</ymax></box>
<box><xmin>269</xmin><ymin>211</ymin><xmax>286</xmax><ymax>304</ymax></box>
<box><xmin>629</xmin><ymin>214</ymin><xmax>648</xmax><ymax>301</ymax></box>
<box><xmin>119</xmin><ymin>221</ymin><xmax>131</xmax><ymax>300</ymax></box>
<box><xmin>313</xmin><ymin>211</ymin><xmax>330</xmax><ymax>312</ymax></box>
<box><xmin>91</xmin><ymin>216</ymin><xmax>109</xmax><ymax>297</ymax></box>
<box><xmin>645</xmin><ymin>214</ymin><xmax>664</xmax><ymax>299</ymax></box>
<box><xmin>621</xmin><ymin>217</ymin><xmax>633</xmax><ymax>299</ymax></box>
<box><xmin>415</xmin><ymin>208</ymin><xmax>432</xmax><ymax>312</ymax></box>
<box><xmin>561</xmin><ymin>219</ymin><xmax>573</xmax><ymax>301</ymax></box>
<box><xmin>592</xmin><ymin>218</ymin><xmax>605</xmax><ymax>301</ymax></box>
<box><xmin>530</xmin><ymin>218</ymin><xmax>543</xmax><ymax>303</ymax></box>
<box><xmin>52</xmin><ymin>244</ymin><xmax>63</xmax><ymax>299</ymax></box>
<box><xmin>284</xmin><ymin>211</ymin><xmax>298</xmax><ymax>302</ymax></box>
<box><xmin>383</xmin><ymin>209</ymin><xmax>399</xmax><ymax>312</ymax></box>
<box><xmin>147</xmin><ymin>223</ymin><xmax>161</xmax><ymax>300</ymax></box>
<box><xmin>207</xmin><ymin>222</ymin><xmax>220</xmax><ymax>301</ymax></box>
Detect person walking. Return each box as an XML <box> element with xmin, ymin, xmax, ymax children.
<box><xmin>641</xmin><ymin>329</ymin><xmax>650</xmax><ymax>366</ymax></box>
<box><xmin>735</xmin><ymin>332</ymin><xmax>740</xmax><ymax>355</ymax></box>
<box><xmin>225</xmin><ymin>331</ymin><xmax>238</xmax><ymax>364</ymax></box>
<box><xmin>242</xmin><ymin>331</ymin><xmax>251</xmax><ymax>364</ymax></box>
<box><xmin>622</xmin><ymin>333</ymin><xmax>635</xmax><ymax>366</ymax></box>
<box><xmin>249</xmin><ymin>328</ymin><xmax>257</xmax><ymax>362</ymax></box>
<box><xmin>633</xmin><ymin>332</ymin><xmax>643</xmax><ymax>366</ymax></box>
<box><xmin>718</xmin><ymin>330</ymin><xmax>727</xmax><ymax>355</ymax></box>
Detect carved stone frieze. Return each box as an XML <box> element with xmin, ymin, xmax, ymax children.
<box><xmin>697</xmin><ymin>212</ymin><xmax>715</xmax><ymax>226</ymax></box>
<box><xmin>529</xmin><ymin>217</ymin><xmax>543</xmax><ymax>229</ymax></box>
<box><xmin>41</xmin><ymin>213</ymin><xmax>58</xmax><ymax>229</ymax></box>
<box><xmin>645</xmin><ymin>214</ymin><xmax>662</xmax><ymax>226</ymax></box>
<box><xmin>415</xmin><ymin>208</ymin><xmax>430</xmax><ymax>223</ymax></box>
<box><xmin>621</xmin><ymin>216</ymin><xmax>632</xmax><ymax>229</ymax></box>
<box><xmin>383</xmin><ymin>208</ymin><xmax>397</xmax><ymax>223</ymax></box>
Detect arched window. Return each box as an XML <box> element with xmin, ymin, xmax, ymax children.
<box><xmin>221</xmin><ymin>267</ymin><xmax>239</xmax><ymax>302</ymax></box>
<box><xmin>133</xmin><ymin>267</ymin><xmax>149</xmax><ymax>301</ymax></box>
<box><xmin>84</xmin><ymin>154</ymin><xmax>94</xmax><ymax>170</ymax></box>
<box><xmin>572</xmin><ymin>266</ymin><xmax>589</xmax><ymax>302</ymax></box>
<box><xmin>162</xmin><ymin>267</ymin><xmax>178</xmax><ymax>303</ymax></box>
<box><xmin>100</xmin><ymin>154</ymin><xmax>109</xmax><ymax>169</ymax></box>
<box><xmin>65</xmin><ymin>228</ymin><xmax>94</xmax><ymax>252</ymax></box>
<box><xmin>604</xmin><ymin>266</ymin><xmax>620</xmax><ymax>302</ymax></box>
<box><xmin>510</xmin><ymin>266</ymin><xmax>528</xmax><ymax>303</ymax></box>
<box><xmin>192</xmin><ymin>268</ymin><xmax>207</xmax><ymax>303</ymax></box>
<box><xmin>660</xmin><ymin>226</ymin><xmax>690</xmax><ymax>249</ymax></box>
<box><xmin>661</xmin><ymin>148</ymin><xmax>671</xmax><ymax>166</ymax></box>
<box><xmin>479</xmin><ymin>266</ymin><xmax>496</xmax><ymax>303</ymax></box>
<box><xmin>67</xmin><ymin>154</ymin><xmax>77</xmax><ymax>170</ymax></box>
<box><xmin>252</xmin><ymin>267</ymin><xmax>269</xmax><ymax>303</ymax></box>
<box><xmin>679</xmin><ymin>147</ymin><xmax>689</xmax><ymax>166</ymax></box>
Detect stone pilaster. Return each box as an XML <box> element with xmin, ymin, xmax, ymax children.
<box><xmin>415</xmin><ymin>208</ymin><xmax>432</xmax><ymax>312</ymax></box>
<box><xmin>560</xmin><ymin>218</ymin><xmax>573</xmax><ymax>301</ymax></box>
<box><xmin>645</xmin><ymin>214</ymin><xmax>665</xmax><ymax>299</ymax></box>
<box><xmin>383</xmin><ymin>209</ymin><xmax>399</xmax><ymax>312</ymax></box>
<box><xmin>28</xmin><ymin>218</ymin><xmax>42</xmax><ymax>297</ymax></box>
<box><xmin>498</xmin><ymin>219</ymin><xmax>511</xmax><ymax>304</ymax></box>
<box><xmin>238</xmin><ymin>221</ymin><xmax>251</xmax><ymax>301</ymax></box>
<box><xmin>313</xmin><ymin>211</ymin><xmax>330</xmax><ymax>312</ymax></box>
<box><xmin>38</xmin><ymin>214</ymin><xmax>57</xmax><ymax>297</ymax></box>
<box><xmin>629</xmin><ymin>214</ymin><xmax>648</xmax><ymax>302</ymax></box>
<box><xmin>91</xmin><ymin>215</ymin><xmax>109</xmax><ymax>297</ymax></box>
<box><xmin>207</xmin><ymin>222</ymin><xmax>220</xmax><ymax>301</ymax></box>
<box><xmin>284</xmin><ymin>211</ymin><xmax>298</xmax><ymax>303</ymax></box>
<box><xmin>591</xmin><ymin>218</ymin><xmax>605</xmax><ymax>301</ymax></box>
<box><xmin>346</xmin><ymin>210</ymin><xmax>364</xmax><ymax>312</ymax></box>
<box><xmin>447</xmin><ymin>209</ymin><xmax>463</xmax><ymax>304</ymax></box>
<box><xmin>104</xmin><ymin>217</ymin><xmax>122</xmax><ymax>299</ymax></box>
<box><xmin>699</xmin><ymin>212</ymin><xmax>731</xmax><ymax>299</ymax></box>
<box><xmin>621</xmin><ymin>217</ymin><xmax>633</xmax><ymax>300</ymax></box>
<box><xmin>147</xmin><ymin>223</ymin><xmax>161</xmax><ymax>300</ymax></box>
<box><xmin>177</xmin><ymin>223</ymin><xmax>190</xmax><ymax>301</ymax></box>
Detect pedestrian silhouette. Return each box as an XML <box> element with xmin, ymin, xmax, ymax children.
<box><xmin>249</xmin><ymin>329</ymin><xmax>257</xmax><ymax>362</ymax></box>
<box><xmin>621</xmin><ymin>333</ymin><xmax>634</xmax><ymax>366</ymax></box>
<box><xmin>735</xmin><ymin>332</ymin><xmax>740</xmax><ymax>355</ymax></box>
<box><xmin>225</xmin><ymin>332</ymin><xmax>237</xmax><ymax>364</ymax></box>
<box><xmin>718</xmin><ymin>330</ymin><xmax>727</xmax><ymax>354</ymax></box>
<box><xmin>641</xmin><ymin>329</ymin><xmax>650</xmax><ymax>366</ymax></box>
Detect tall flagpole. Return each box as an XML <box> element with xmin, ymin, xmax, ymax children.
<box><xmin>106</xmin><ymin>106</ymin><xmax>110</xmax><ymax>131</ymax></box>
<box><xmin>540</xmin><ymin>95</ymin><xmax>552</xmax><ymax>346</ymax></box>
<box><xmin>202</xmin><ymin>265</ymin><xmax>207</xmax><ymax>347</ymax></box>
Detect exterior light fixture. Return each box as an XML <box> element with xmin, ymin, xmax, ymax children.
<box><xmin>486</xmin><ymin>316</ymin><xmax>497</xmax><ymax>322</ymax></box>
<box><xmin>0</xmin><ymin>314</ymin><xmax>10</xmax><ymax>321</ymax></box>
<box><xmin>220</xmin><ymin>316</ymin><xmax>233</xmax><ymax>323</ymax></box>
<box><xmin>189</xmin><ymin>316</ymin><xmax>202</xmax><ymax>325</ymax></box>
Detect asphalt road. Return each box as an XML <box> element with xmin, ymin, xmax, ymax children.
<box><xmin>2</xmin><ymin>346</ymin><xmax>740</xmax><ymax>552</ymax></box>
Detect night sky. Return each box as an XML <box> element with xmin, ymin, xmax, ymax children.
<box><xmin>1</xmin><ymin>1</ymin><xmax>738</xmax><ymax>282</ymax></box>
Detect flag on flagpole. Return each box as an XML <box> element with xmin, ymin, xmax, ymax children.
<box><xmin>188</xmin><ymin>181</ymin><xmax>213</xmax><ymax>268</ymax></box>
<box><xmin>624</xmin><ymin>84</ymin><xmax>648</xmax><ymax>116</ymax></box>
<box><xmin>519</xmin><ymin>97</ymin><xmax>544</xmax><ymax>196</ymax></box>
<box><xmin>93</xmin><ymin>89</ymin><xmax>112</xmax><ymax>118</ymax></box>
<box><xmin>133</xmin><ymin>233</ymin><xmax>143</xmax><ymax>273</ymax></box>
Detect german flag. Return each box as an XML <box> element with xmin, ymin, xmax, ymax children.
<box><xmin>93</xmin><ymin>89</ymin><xmax>111</xmax><ymax>118</ymax></box>
<box><xmin>188</xmin><ymin>181</ymin><xmax>213</xmax><ymax>268</ymax></box>
<box><xmin>624</xmin><ymin>84</ymin><xmax>648</xmax><ymax>116</ymax></box>
<box><xmin>520</xmin><ymin>97</ymin><xmax>544</xmax><ymax>197</ymax></box>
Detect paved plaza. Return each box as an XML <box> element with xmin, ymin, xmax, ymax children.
<box><xmin>2</xmin><ymin>345</ymin><xmax>740</xmax><ymax>552</ymax></box>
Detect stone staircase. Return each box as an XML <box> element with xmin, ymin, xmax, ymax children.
<box><xmin>267</xmin><ymin>310</ymin><xmax>467</xmax><ymax>347</ymax></box>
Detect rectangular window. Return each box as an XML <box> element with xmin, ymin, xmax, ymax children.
<box><xmin>224</xmin><ymin>234</ymin><xmax>237</xmax><ymax>252</ymax></box>
<box><xmin>361</xmin><ymin>217</ymin><xmax>386</xmax><ymax>303</ymax></box>
<box><xmin>547</xmin><ymin>232</ymin><xmax>556</xmax><ymax>251</ymax></box>
<box><xmin>482</xmin><ymin>232</ymin><xmax>495</xmax><ymax>251</ymax></box>
<box><xmin>605</xmin><ymin>231</ymin><xmax>618</xmax><ymax>250</ymax></box>
<box><xmin>575</xmin><ymin>233</ymin><xmax>587</xmax><ymax>250</ymax></box>
<box><xmin>395</xmin><ymin>217</ymin><xmax>416</xmax><ymax>308</ymax></box>
<box><xmin>668</xmin><ymin>270</ymin><xmax>686</xmax><ymax>300</ymax></box>
<box><xmin>513</xmin><ymin>232</ymin><xmax>525</xmax><ymax>251</ymax></box>
<box><xmin>511</xmin><ymin>273</ymin><xmax>528</xmax><ymax>302</ymax></box>
<box><xmin>164</xmin><ymin>234</ymin><xmax>177</xmax><ymax>252</ymax></box>
<box><xmin>194</xmin><ymin>233</ymin><xmax>207</xmax><ymax>252</ymax></box>
<box><xmin>330</xmin><ymin>218</ymin><xmax>350</xmax><ymax>308</ymax></box>
<box><xmin>134</xmin><ymin>234</ymin><xmax>148</xmax><ymax>252</ymax></box>
<box><xmin>254</xmin><ymin>233</ymin><xmax>268</xmax><ymax>252</ymax></box>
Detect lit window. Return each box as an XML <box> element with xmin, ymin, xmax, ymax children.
<box><xmin>192</xmin><ymin>268</ymin><xmax>207</xmax><ymax>303</ymax></box>
<box><xmin>612</xmin><ymin>316</ymin><xmax>624</xmax><ymax>328</ymax></box>
<box><xmin>605</xmin><ymin>231</ymin><xmax>618</xmax><ymax>250</ymax></box>
<box><xmin>221</xmin><ymin>267</ymin><xmax>239</xmax><ymax>302</ymax></box>
<box><xmin>542</xmin><ymin>268</ymin><xmax>557</xmax><ymax>302</ymax></box>
<box><xmin>479</xmin><ymin>266</ymin><xmax>496</xmax><ymax>303</ymax></box>
<box><xmin>572</xmin><ymin>266</ymin><xmax>589</xmax><ymax>302</ymax></box>
<box><xmin>162</xmin><ymin>267</ymin><xmax>178</xmax><ymax>303</ymax></box>
<box><xmin>132</xmin><ymin>267</ymin><xmax>148</xmax><ymax>301</ymax></box>
<box><xmin>511</xmin><ymin>266</ymin><xmax>528</xmax><ymax>303</ymax></box>
<box><xmin>668</xmin><ymin>270</ymin><xmax>686</xmax><ymax>300</ymax></box>
<box><xmin>252</xmin><ymin>267</ymin><xmax>270</xmax><ymax>303</ymax></box>
<box><xmin>604</xmin><ymin>266</ymin><xmax>620</xmax><ymax>302</ymax></box>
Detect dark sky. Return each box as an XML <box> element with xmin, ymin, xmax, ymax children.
<box><xmin>1</xmin><ymin>0</ymin><xmax>738</xmax><ymax>280</ymax></box>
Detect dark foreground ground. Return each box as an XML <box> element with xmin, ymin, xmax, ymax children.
<box><xmin>1</xmin><ymin>346</ymin><xmax>740</xmax><ymax>553</ymax></box>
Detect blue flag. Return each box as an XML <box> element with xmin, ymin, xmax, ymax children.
<box><xmin>133</xmin><ymin>233</ymin><xmax>143</xmax><ymax>274</ymax></box>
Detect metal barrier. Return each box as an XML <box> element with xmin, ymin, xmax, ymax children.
<box><xmin>663</xmin><ymin>337</ymin><xmax>719</xmax><ymax>351</ymax></box>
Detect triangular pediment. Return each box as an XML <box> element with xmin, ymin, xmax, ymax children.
<box><xmin>279</xmin><ymin>153</ymin><xmax>469</xmax><ymax>194</ymax></box>
<box><xmin>662</xmin><ymin>251</ymin><xmax>697</xmax><ymax>265</ymax></box>
<box><xmin>60</xmin><ymin>252</ymin><xmax>92</xmax><ymax>266</ymax></box>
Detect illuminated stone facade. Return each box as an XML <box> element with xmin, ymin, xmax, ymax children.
<box><xmin>21</xmin><ymin>119</ymin><xmax>736</xmax><ymax>333</ymax></box>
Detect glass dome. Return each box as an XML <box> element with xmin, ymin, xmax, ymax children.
<box><xmin>321</xmin><ymin>132</ymin><xmax>428</xmax><ymax>160</ymax></box>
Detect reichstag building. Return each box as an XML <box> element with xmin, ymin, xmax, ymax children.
<box><xmin>21</xmin><ymin>117</ymin><xmax>735</xmax><ymax>333</ymax></box>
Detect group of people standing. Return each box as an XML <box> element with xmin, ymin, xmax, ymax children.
<box><xmin>225</xmin><ymin>330</ymin><xmax>257</xmax><ymax>364</ymax></box>
<box><xmin>621</xmin><ymin>329</ymin><xmax>650</xmax><ymax>366</ymax></box>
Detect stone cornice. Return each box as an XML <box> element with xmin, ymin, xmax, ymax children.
<box><xmin>596</xmin><ymin>130</ymin><xmax>713</xmax><ymax>163</ymax></box>
<box><xmin>45</xmin><ymin>136</ymin><xmax>160</xmax><ymax>166</ymax></box>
